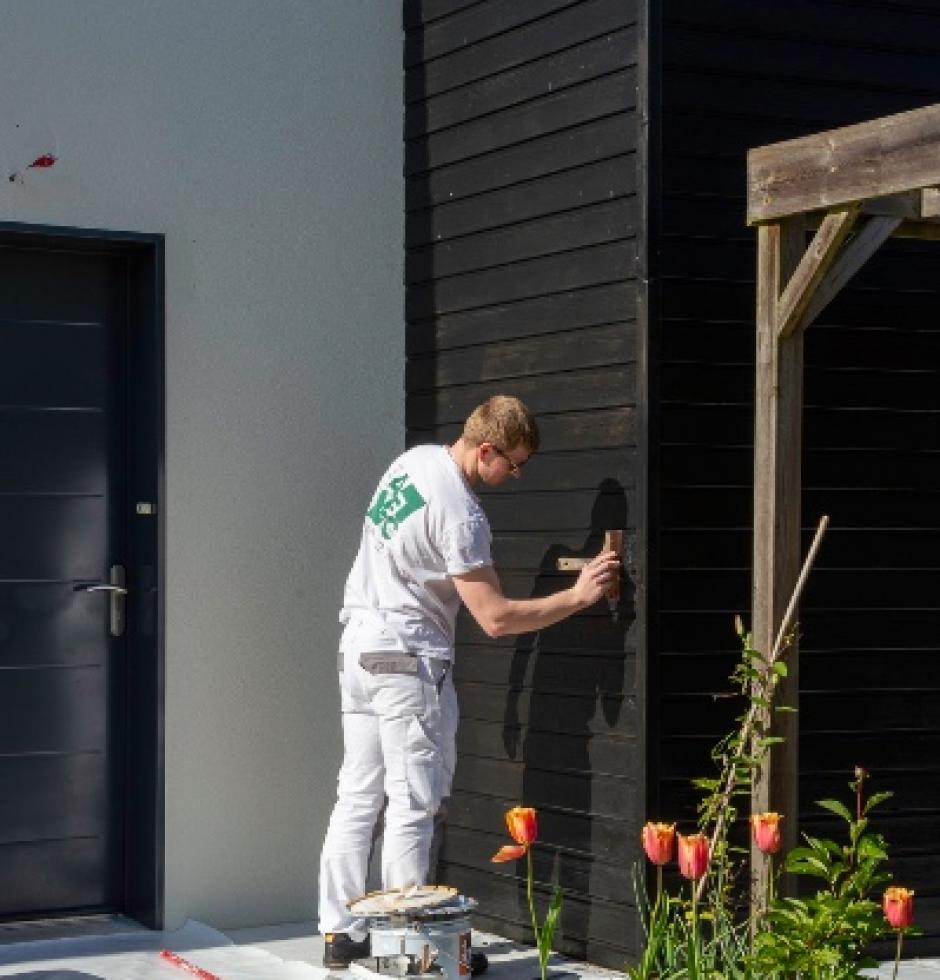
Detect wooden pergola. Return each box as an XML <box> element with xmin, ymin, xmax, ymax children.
<box><xmin>747</xmin><ymin>103</ymin><xmax>940</xmax><ymax>894</ymax></box>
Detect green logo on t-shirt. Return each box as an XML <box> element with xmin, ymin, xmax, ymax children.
<box><xmin>367</xmin><ymin>474</ymin><xmax>426</xmax><ymax>540</ymax></box>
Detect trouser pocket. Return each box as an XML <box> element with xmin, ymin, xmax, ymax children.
<box><xmin>359</xmin><ymin>653</ymin><xmax>419</xmax><ymax>675</ymax></box>
<box><xmin>405</xmin><ymin>715</ymin><xmax>443</xmax><ymax>815</ymax></box>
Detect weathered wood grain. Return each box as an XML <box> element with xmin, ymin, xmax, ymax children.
<box><xmin>752</xmin><ymin>218</ymin><xmax>805</xmax><ymax>901</ymax></box>
<box><xmin>776</xmin><ymin>205</ymin><xmax>858</xmax><ymax>338</ymax></box>
<box><xmin>748</xmin><ymin>102</ymin><xmax>940</xmax><ymax>223</ymax></box>
<box><xmin>796</xmin><ymin>215</ymin><xmax>901</xmax><ymax>332</ymax></box>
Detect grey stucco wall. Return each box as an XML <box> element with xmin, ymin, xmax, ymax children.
<box><xmin>0</xmin><ymin>1</ymin><xmax>403</xmax><ymax>929</ymax></box>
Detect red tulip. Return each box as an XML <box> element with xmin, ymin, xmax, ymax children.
<box><xmin>677</xmin><ymin>833</ymin><xmax>709</xmax><ymax>881</ymax></box>
<box><xmin>641</xmin><ymin>822</ymin><xmax>676</xmax><ymax>866</ymax></box>
<box><xmin>750</xmin><ymin>812</ymin><xmax>783</xmax><ymax>855</ymax></box>
<box><xmin>883</xmin><ymin>887</ymin><xmax>915</xmax><ymax>929</ymax></box>
<box><xmin>506</xmin><ymin>806</ymin><xmax>538</xmax><ymax>847</ymax></box>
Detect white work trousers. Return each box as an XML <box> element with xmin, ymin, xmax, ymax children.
<box><xmin>318</xmin><ymin>646</ymin><xmax>458</xmax><ymax>937</ymax></box>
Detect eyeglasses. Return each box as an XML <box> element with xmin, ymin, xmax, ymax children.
<box><xmin>492</xmin><ymin>445</ymin><xmax>530</xmax><ymax>475</ymax></box>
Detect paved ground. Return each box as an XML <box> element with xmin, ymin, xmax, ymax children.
<box><xmin>0</xmin><ymin>915</ymin><xmax>936</xmax><ymax>978</ymax></box>
<box><xmin>227</xmin><ymin>924</ymin><xmax>629</xmax><ymax>979</ymax></box>
<box><xmin>228</xmin><ymin>923</ymin><xmax>940</xmax><ymax>979</ymax></box>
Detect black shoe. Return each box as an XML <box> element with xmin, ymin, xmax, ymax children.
<box><xmin>470</xmin><ymin>950</ymin><xmax>489</xmax><ymax>976</ymax></box>
<box><xmin>322</xmin><ymin>932</ymin><xmax>370</xmax><ymax>968</ymax></box>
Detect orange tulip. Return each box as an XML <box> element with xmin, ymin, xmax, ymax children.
<box><xmin>750</xmin><ymin>812</ymin><xmax>783</xmax><ymax>855</ymax></box>
<box><xmin>883</xmin><ymin>887</ymin><xmax>915</xmax><ymax>929</ymax></box>
<box><xmin>677</xmin><ymin>832</ymin><xmax>709</xmax><ymax>881</ymax></box>
<box><xmin>506</xmin><ymin>806</ymin><xmax>538</xmax><ymax>847</ymax></box>
<box><xmin>641</xmin><ymin>822</ymin><xmax>676</xmax><ymax>866</ymax></box>
<box><xmin>490</xmin><ymin>806</ymin><xmax>538</xmax><ymax>863</ymax></box>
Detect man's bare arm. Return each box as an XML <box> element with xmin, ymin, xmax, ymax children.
<box><xmin>453</xmin><ymin>551</ymin><xmax>620</xmax><ymax>638</ymax></box>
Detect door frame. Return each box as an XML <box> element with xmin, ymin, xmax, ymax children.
<box><xmin>0</xmin><ymin>221</ymin><xmax>166</xmax><ymax>928</ymax></box>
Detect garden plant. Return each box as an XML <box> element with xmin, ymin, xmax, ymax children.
<box><xmin>626</xmin><ymin>517</ymin><xmax>918</xmax><ymax>979</ymax></box>
<box><xmin>488</xmin><ymin>517</ymin><xmax>917</xmax><ymax>979</ymax></box>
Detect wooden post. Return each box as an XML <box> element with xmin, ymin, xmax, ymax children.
<box><xmin>752</xmin><ymin>217</ymin><xmax>805</xmax><ymax>910</ymax></box>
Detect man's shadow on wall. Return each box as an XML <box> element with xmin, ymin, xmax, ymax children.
<box><xmin>502</xmin><ymin>478</ymin><xmax>635</xmax><ymax>959</ymax></box>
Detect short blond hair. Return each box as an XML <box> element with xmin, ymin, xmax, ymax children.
<box><xmin>463</xmin><ymin>395</ymin><xmax>540</xmax><ymax>453</ymax></box>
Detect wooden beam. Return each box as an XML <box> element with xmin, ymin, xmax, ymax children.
<box><xmin>752</xmin><ymin>217</ymin><xmax>804</xmax><ymax>911</ymax></box>
<box><xmin>797</xmin><ymin>216</ymin><xmax>901</xmax><ymax>331</ymax></box>
<box><xmin>776</xmin><ymin>205</ymin><xmax>859</xmax><ymax>339</ymax></box>
<box><xmin>860</xmin><ymin>191</ymin><xmax>924</xmax><ymax>220</ymax></box>
<box><xmin>893</xmin><ymin>219</ymin><xmax>940</xmax><ymax>240</ymax></box>
<box><xmin>748</xmin><ymin>102</ymin><xmax>940</xmax><ymax>223</ymax></box>
<box><xmin>921</xmin><ymin>187</ymin><xmax>940</xmax><ymax>217</ymax></box>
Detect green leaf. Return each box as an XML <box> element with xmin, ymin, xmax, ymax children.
<box><xmin>816</xmin><ymin>798</ymin><xmax>853</xmax><ymax>822</ymax></box>
<box><xmin>774</xmin><ymin>704</ymin><xmax>798</xmax><ymax>714</ymax></box>
<box><xmin>772</xmin><ymin>661</ymin><xmax>788</xmax><ymax>677</ymax></box>
<box><xmin>856</xmin><ymin>836</ymin><xmax>888</xmax><ymax>861</ymax></box>
<box><xmin>785</xmin><ymin>849</ymin><xmax>830</xmax><ymax>878</ymax></box>
<box><xmin>539</xmin><ymin>885</ymin><xmax>564</xmax><ymax>968</ymax></box>
<box><xmin>863</xmin><ymin>790</ymin><xmax>893</xmax><ymax>815</ymax></box>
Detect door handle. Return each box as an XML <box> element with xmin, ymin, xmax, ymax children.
<box><xmin>77</xmin><ymin>584</ymin><xmax>128</xmax><ymax>595</ymax></box>
<box><xmin>74</xmin><ymin>565</ymin><xmax>127</xmax><ymax>637</ymax></box>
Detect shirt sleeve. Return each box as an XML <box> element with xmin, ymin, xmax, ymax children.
<box><xmin>441</xmin><ymin>515</ymin><xmax>493</xmax><ymax>574</ymax></box>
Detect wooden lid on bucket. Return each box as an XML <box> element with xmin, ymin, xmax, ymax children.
<box><xmin>347</xmin><ymin>884</ymin><xmax>459</xmax><ymax>915</ymax></box>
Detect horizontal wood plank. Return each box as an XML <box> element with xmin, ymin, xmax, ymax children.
<box><xmin>440</xmin><ymin>824</ymin><xmax>631</xmax><ymax>902</ymax></box>
<box><xmin>406</xmin><ymin>70</ymin><xmax>636</xmax><ymax>175</ymax></box>
<box><xmin>406</xmin><ymin>27</ymin><xmax>637</xmax><ymax>139</ymax></box>
<box><xmin>407</xmin><ymin>197</ymin><xmax>638</xmax><ymax>284</ymax></box>
<box><xmin>407</xmin><ymin>240</ymin><xmax>637</xmax><ymax>320</ymax></box>
<box><xmin>407</xmin><ymin>321</ymin><xmax>635</xmax><ymax>388</ymax></box>
<box><xmin>407</xmin><ymin>366</ymin><xmax>636</xmax><ymax>434</ymax></box>
<box><xmin>403</xmin><ymin>0</ymin><xmax>480</xmax><ymax>30</ymax></box>
<box><xmin>445</xmin><ymin>788</ymin><xmax>635</xmax><ymax>855</ymax></box>
<box><xmin>406</xmin><ymin>0</ymin><xmax>636</xmax><ymax>99</ymax></box>
<box><xmin>407</xmin><ymin>282</ymin><xmax>636</xmax><ymax>352</ymax></box>
<box><xmin>457</xmin><ymin>715</ymin><xmax>638</xmax><ymax>773</ymax></box>
<box><xmin>407</xmin><ymin>154</ymin><xmax>637</xmax><ymax>245</ymax></box>
<box><xmin>405</xmin><ymin>0</ymin><xmax>582</xmax><ymax>67</ymax></box>
<box><xmin>452</xmin><ymin>756</ymin><xmax>635</xmax><ymax>817</ymax></box>
<box><xmin>407</xmin><ymin>114</ymin><xmax>637</xmax><ymax>210</ymax></box>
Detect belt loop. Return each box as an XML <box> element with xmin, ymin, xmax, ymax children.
<box><xmin>436</xmin><ymin>662</ymin><xmax>449</xmax><ymax>694</ymax></box>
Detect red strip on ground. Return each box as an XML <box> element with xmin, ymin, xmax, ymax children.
<box><xmin>159</xmin><ymin>949</ymin><xmax>222</xmax><ymax>980</ymax></box>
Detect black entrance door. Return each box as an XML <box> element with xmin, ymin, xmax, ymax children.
<box><xmin>0</xmin><ymin>243</ymin><xmax>129</xmax><ymax>916</ymax></box>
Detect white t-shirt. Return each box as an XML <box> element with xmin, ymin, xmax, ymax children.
<box><xmin>339</xmin><ymin>444</ymin><xmax>493</xmax><ymax>661</ymax></box>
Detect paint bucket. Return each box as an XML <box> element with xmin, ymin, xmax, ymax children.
<box><xmin>347</xmin><ymin>886</ymin><xmax>476</xmax><ymax>979</ymax></box>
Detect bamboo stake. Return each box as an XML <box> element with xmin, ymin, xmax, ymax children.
<box><xmin>695</xmin><ymin>514</ymin><xmax>830</xmax><ymax>902</ymax></box>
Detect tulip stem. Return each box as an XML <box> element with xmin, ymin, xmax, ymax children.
<box><xmin>656</xmin><ymin>864</ymin><xmax>663</xmax><ymax>906</ymax></box>
<box><xmin>893</xmin><ymin>929</ymin><xmax>902</xmax><ymax>980</ymax></box>
<box><xmin>767</xmin><ymin>853</ymin><xmax>774</xmax><ymax>911</ymax></box>
<box><xmin>689</xmin><ymin>882</ymin><xmax>700</xmax><ymax>980</ymax></box>
<box><xmin>526</xmin><ymin>849</ymin><xmax>543</xmax><ymax>977</ymax></box>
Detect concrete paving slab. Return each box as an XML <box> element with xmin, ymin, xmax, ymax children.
<box><xmin>228</xmin><ymin>923</ymin><xmax>940</xmax><ymax>980</ymax></box>
<box><xmin>227</xmin><ymin>924</ymin><xmax>628</xmax><ymax>978</ymax></box>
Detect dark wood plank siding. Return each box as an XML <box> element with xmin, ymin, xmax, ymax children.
<box><xmin>657</xmin><ymin>0</ymin><xmax>940</xmax><ymax>949</ymax></box>
<box><xmin>403</xmin><ymin>0</ymin><xmax>644</xmax><ymax>967</ymax></box>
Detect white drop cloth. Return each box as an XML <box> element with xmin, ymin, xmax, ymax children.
<box><xmin>0</xmin><ymin>920</ymin><xmax>325</xmax><ymax>979</ymax></box>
